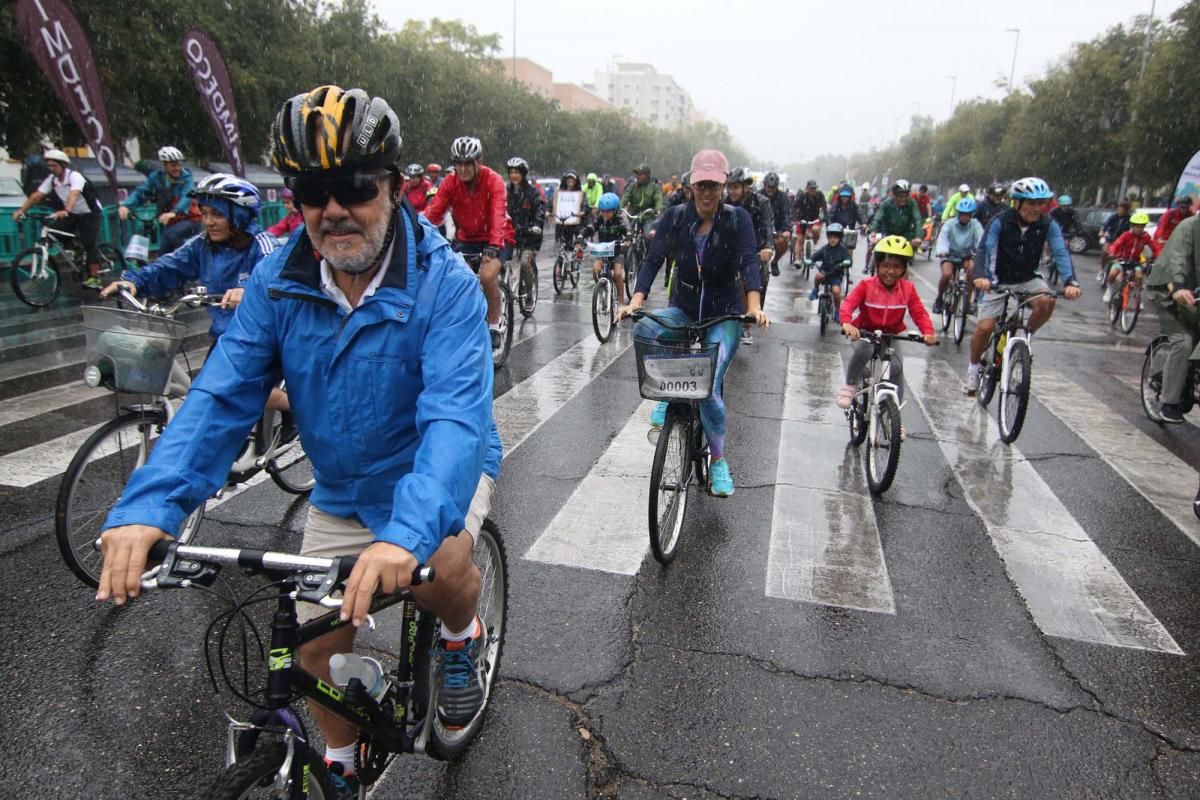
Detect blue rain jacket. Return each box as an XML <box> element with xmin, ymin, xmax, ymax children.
<box><xmin>106</xmin><ymin>203</ymin><xmax>502</xmax><ymax>562</ymax></box>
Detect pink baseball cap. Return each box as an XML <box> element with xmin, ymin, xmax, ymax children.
<box><xmin>689</xmin><ymin>149</ymin><xmax>728</xmax><ymax>184</ymax></box>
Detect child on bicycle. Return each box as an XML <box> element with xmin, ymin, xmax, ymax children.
<box><xmin>807</xmin><ymin>222</ymin><xmax>852</xmax><ymax>319</ymax></box>
<box><xmin>933</xmin><ymin>197</ymin><xmax>985</xmax><ymax>314</ymax></box>
<box><xmin>592</xmin><ymin>192</ymin><xmax>631</xmax><ymax>303</ymax></box>
<box><xmin>837</xmin><ymin>235</ymin><xmax>936</xmax><ymax>410</ymax></box>
<box><xmin>1103</xmin><ymin>211</ymin><xmax>1161</xmax><ymax>303</ymax></box>
<box><xmin>101</xmin><ymin>174</ymin><xmax>276</xmax><ymax>342</ymax></box>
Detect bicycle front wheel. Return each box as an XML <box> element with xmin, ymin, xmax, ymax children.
<box><xmin>492</xmin><ymin>282</ymin><xmax>515</xmax><ymax>368</ymax></box>
<box><xmin>1120</xmin><ymin>284</ymin><xmax>1141</xmax><ymax>335</ymax></box>
<box><xmin>552</xmin><ymin>255</ymin><xmax>565</xmax><ymax>295</ymax></box>
<box><xmin>206</xmin><ymin>739</ymin><xmax>332</xmax><ymax>799</ymax></box>
<box><xmin>818</xmin><ymin>294</ymin><xmax>830</xmax><ymax>336</ymax></box>
<box><xmin>518</xmin><ymin>260</ymin><xmax>538</xmax><ymax>318</ymax></box>
<box><xmin>592</xmin><ymin>277</ymin><xmax>614</xmax><ymax>342</ymax></box>
<box><xmin>998</xmin><ymin>340</ymin><xmax>1032</xmax><ymax>444</ymax></box>
<box><xmin>939</xmin><ymin>285</ymin><xmax>954</xmax><ymax>333</ymax></box>
<box><xmin>1141</xmin><ymin>336</ymin><xmax>1170</xmax><ymax>423</ymax></box>
<box><xmin>9</xmin><ymin>247</ymin><xmax>60</xmax><ymax>308</ymax></box>
<box><xmin>648</xmin><ymin>410</ymin><xmax>691</xmax><ymax>565</ymax></box>
<box><xmin>954</xmin><ymin>284</ymin><xmax>969</xmax><ymax>345</ymax></box>
<box><xmin>55</xmin><ymin>409</ymin><xmax>204</xmax><ymax>589</ymax></box>
<box><xmin>865</xmin><ymin>396</ymin><xmax>902</xmax><ymax>494</ymax></box>
<box><xmin>977</xmin><ymin>339</ymin><xmax>1000</xmax><ymax>408</ymax></box>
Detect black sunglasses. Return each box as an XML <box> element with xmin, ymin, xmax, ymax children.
<box><xmin>286</xmin><ymin>171</ymin><xmax>388</xmax><ymax>208</ymax></box>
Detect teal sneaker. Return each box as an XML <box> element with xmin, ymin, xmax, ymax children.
<box><xmin>710</xmin><ymin>458</ymin><xmax>734</xmax><ymax>497</ymax></box>
<box><xmin>649</xmin><ymin>401</ymin><xmax>668</xmax><ymax>429</ymax></box>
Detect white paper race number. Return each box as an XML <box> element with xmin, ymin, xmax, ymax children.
<box><xmin>640</xmin><ymin>352</ymin><xmax>713</xmax><ymax>400</ymax></box>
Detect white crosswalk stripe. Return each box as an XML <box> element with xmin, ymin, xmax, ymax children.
<box><xmin>906</xmin><ymin>356</ymin><xmax>1182</xmax><ymax>654</ymax></box>
<box><xmin>1036</xmin><ymin>369</ymin><xmax>1200</xmax><ymax>547</ymax></box>
<box><xmin>765</xmin><ymin>349</ymin><xmax>895</xmax><ymax>613</ymax></box>
<box><xmin>523</xmin><ymin>399</ymin><xmax>657</xmax><ymax>574</ymax></box>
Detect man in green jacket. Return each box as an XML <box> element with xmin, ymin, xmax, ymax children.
<box><xmin>583</xmin><ymin>172</ymin><xmax>604</xmax><ymax>213</ymax></box>
<box><xmin>942</xmin><ymin>183</ymin><xmax>973</xmax><ymax>221</ymax></box>
<box><xmin>622</xmin><ymin>163</ymin><xmax>664</xmax><ymax>238</ymax></box>
<box><xmin>1146</xmin><ymin>213</ymin><xmax>1200</xmax><ymax>424</ymax></box>
<box><xmin>870</xmin><ymin>179</ymin><xmax>924</xmax><ymax>260</ymax></box>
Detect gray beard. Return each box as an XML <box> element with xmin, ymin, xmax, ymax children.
<box><xmin>322</xmin><ymin>219</ymin><xmax>389</xmax><ymax>275</ymax></box>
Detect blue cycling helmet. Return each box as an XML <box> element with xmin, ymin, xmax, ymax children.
<box><xmin>191</xmin><ymin>173</ymin><xmax>262</xmax><ymax>234</ymax></box>
<box><xmin>598</xmin><ymin>192</ymin><xmax>620</xmax><ymax>211</ymax></box>
<box><xmin>1058</xmin><ymin>194</ymin><xmax>1072</xmax><ymax>206</ymax></box>
<box><xmin>956</xmin><ymin>197</ymin><xmax>977</xmax><ymax>214</ymax></box>
<box><xmin>839</xmin><ymin>188</ymin><xmax>853</xmax><ymax>197</ymax></box>
<box><xmin>1009</xmin><ymin>177</ymin><xmax>1054</xmax><ymax>201</ymax></box>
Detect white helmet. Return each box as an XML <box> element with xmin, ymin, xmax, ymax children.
<box><xmin>43</xmin><ymin>149</ymin><xmax>71</xmax><ymax>165</ymax></box>
<box><xmin>450</xmin><ymin>136</ymin><xmax>483</xmax><ymax>162</ymax></box>
<box><xmin>892</xmin><ymin>179</ymin><xmax>910</xmax><ymax>193</ymax></box>
<box><xmin>158</xmin><ymin>146</ymin><xmax>185</xmax><ymax>163</ymax></box>
<box><xmin>861</xmin><ymin>182</ymin><xmax>870</xmax><ymax>191</ymax></box>
<box><xmin>958</xmin><ymin>183</ymin><xmax>970</xmax><ymax>193</ymax></box>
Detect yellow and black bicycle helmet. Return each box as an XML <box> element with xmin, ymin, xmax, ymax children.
<box><xmin>874</xmin><ymin>234</ymin><xmax>914</xmax><ymax>263</ymax></box>
<box><xmin>271</xmin><ymin>85</ymin><xmax>402</xmax><ymax>175</ymax></box>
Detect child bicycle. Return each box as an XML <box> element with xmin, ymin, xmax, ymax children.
<box><xmin>631</xmin><ymin>309</ymin><xmax>753</xmax><ymax>564</ymax></box>
<box><xmin>810</xmin><ymin>258</ymin><xmax>852</xmax><ymax>336</ymax></box>
<box><xmin>937</xmin><ymin>252</ymin><xmax>974</xmax><ymax>345</ymax></box>
<box><xmin>9</xmin><ymin>207</ymin><xmax>126</xmax><ymax>308</ymax></box>
<box><xmin>845</xmin><ymin>330</ymin><xmax>936</xmax><ymax>494</ymax></box>
<box><xmin>1106</xmin><ymin>259</ymin><xmax>1148</xmax><ymax>335</ymax></box>
<box><xmin>55</xmin><ymin>288</ymin><xmax>313</xmax><ymax>589</ymax></box>
<box><xmin>131</xmin><ymin>528</ymin><xmax>506</xmax><ymax>798</ymax></box>
<box><xmin>551</xmin><ymin>215</ymin><xmax>585</xmax><ymax>294</ymax></box>
<box><xmin>589</xmin><ymin>240</ymin><xmax>628</xmax><ymax>343</ymax></box>
<box><xmin>975</xmin><ymin>288</ymin><xmax>1063</xmax><ymax>443</ymax></box>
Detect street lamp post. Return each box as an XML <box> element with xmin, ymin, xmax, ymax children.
<box><xmin>1119</xmin><ymin>0</ymin><xmax>1157</xmax><ymax>201</ymax></box>
<box><xmin>511</xmin><ymin>0</ymin><xmax>517</xmax><ymax>85</ymax></box>
<box><xmin>947</xmin><ymin>75</ymin><xmax>957</xmax><ymax>116</ymax></box>
<box><xmin>1005</xmin><ymin>28</ymin><xmax>1021</xmax><ymax>94</ymax></box>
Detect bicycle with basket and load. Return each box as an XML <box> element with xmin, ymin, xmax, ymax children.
<box><xmin>55</xmin><ymin>287</ymin><xmax>313</xmax><ymax>589</ymax></box>
<box><xmin>115</xmin><ymin>515</ymin><xmax>506</xmax><ymax>797</ymax></box>
<box><xmin>9</xmin><ymin>207</ymin><xmax>127</xmax><ymax>308</ymax></box>
<box><xmin>631</xmin><ymin>309</ymin><xmax>753</xmax><ymax>565</ymax></box>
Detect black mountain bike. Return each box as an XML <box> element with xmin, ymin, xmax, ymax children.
<box><xmin>632</xmin><ymin>310</ymin><xmax>752</xmax><ymax>564</ymax></box>
<box><xmin>937</xmin><ymin>253</ymin><xmax>974</xmax><ymax>345</ymax></box>
<box><xmin>590</xmin><ymin>239</ymin><xmax>627</xmax><ymax>343</ymax></box>
<box><xmin>1141</xmin><ymin>330</ymin><xmax>1200</xmax><ymax>424</ymax></box>
<box><xmin>622</xmin><ymin>209</ymin><xmax>655</xmax><ymax>284</ymax></box>
<box><xmin>10</xmin><ymin>207</ymin><xmax>126</xmax><ymax>307</ymax></box>
<box><xmin>551</xmin><ymin>216</ymin><xmax>584</xmax><ymax>294</ymax></box>
<box><xmin>975</xmin><ymin>288</ymin><xmax>1062</xmax><ymax>444</ymax></box>
<box><xmin>138</xmin><ymin>525</ymin><xmax>506</xmax><ymax>798</ymax></box>
<box><xmin>813</xmin><ymin>259</ymin><xmax>852</xmax><ymax>336</ymax></box>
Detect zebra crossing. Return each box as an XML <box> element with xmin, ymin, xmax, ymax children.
<box><xmin>1</xmin><ymin>260</ymin><xmax>1198</xmax><ymax>658</ymax></box>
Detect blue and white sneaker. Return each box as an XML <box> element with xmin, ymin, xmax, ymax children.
<box><xmin>649</xmin><ymin>401</ymin><xmax>668</xmax><ymax>429</ymax></box>
<box><xmin>710</xmin><ymin>458</ymin><xmax>734</xmax><ymax>497</ymax></box>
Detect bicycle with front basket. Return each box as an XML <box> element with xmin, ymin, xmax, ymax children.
<box><xmin>632</xmin><ymin>309</ymin><xmax>752</xmax><ymax>564</ymax></box>
<box><xmin>56</xmin><ymin>288</ymin><xmax>313</xmax><ymax>588</ymax></box>
<box><xmin>130</xmin><ymin>526</ymin><xmax>506</xmax><ymax>798</ymax></box>
<box><xmin>975</xmin><ymin>288</ymin><xmax>1063</xmax><ymax>443</ymax></box>
<box><xmin>551</xmin><ymin>215</ymin><xmax>585</xmax><ymax>295</ymax></box>
<box><xmin>9</xmin><ymin>207</ymin><xmax>126</xmax><ymax>307</ymax></box>
<box><xmin>845</xmin><ymin>330</ymin><xmax>936</xmax><ymax>494</ymax></box>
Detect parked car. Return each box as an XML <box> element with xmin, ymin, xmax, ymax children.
<box><xmin>1074</xmin><ymin>207</ymin><xmax>1110</xmax><ymax>253</ymax></box>
<box><xmin>0</xmin><ymin>175</ymin><xmax>26</xmax><ymax>206</ymax></box>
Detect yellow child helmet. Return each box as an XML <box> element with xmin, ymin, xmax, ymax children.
<box><xmin>1130</xmin><ymin>211</ymin><xmax>1151</xmax><ymax>225</ymax></box>
<box><xmin>874</xmin><ymin>234</ymin><xmax>914</xmax><ymax>260</ymax></box>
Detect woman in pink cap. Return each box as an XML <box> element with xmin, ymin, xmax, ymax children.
<box><xmin>619</xmin><ymin>149</ymin><xmax>769</xmax><ymax>497</ymax></box>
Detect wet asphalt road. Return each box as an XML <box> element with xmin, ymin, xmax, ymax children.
<box><xmin>1</xmin><ymin>236</ymin><xmax>1200</xmax><ymax>799</ymax></box>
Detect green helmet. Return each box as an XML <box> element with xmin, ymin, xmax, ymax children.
<box><xmin>635</xmin><ymin>163</ymin><xmax>651</xmax><ymax>175</ymax></box>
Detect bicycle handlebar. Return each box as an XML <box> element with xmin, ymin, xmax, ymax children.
<box><xmin>142</xmin><ymin>539</ymin><xmax>433</xmax><ymax>596</ymax></box>
<box><xmin>631</xmin><ymin>309</ymin><xmax>755</xmax><ymax>330</ymax></box>
<box><xmin>857</xmin><ymin>329</ymin><xmax>940</xmax><ymax>345</ymax></box>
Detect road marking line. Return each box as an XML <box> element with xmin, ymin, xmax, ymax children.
<box><xmin>523</xmin><ymin>399</ymin><xmax>657</xmax><ymax>575</ymax></box>
<box><xmin>495</xmin><ymin>330</ymin><xmax>633</xmax><ymax>457</ymax></box>
<box><xmin>907</xmin><ymin>357</ymin><xmax>1182</xmax><ymax>654</ymax></box>
<box><xmin>764</xmin><ymin>349</ymin><xmax>896</xmax><ymax>613</ymax></box>
<box><xmin>1037</xmin><ymin>369</ymin><xmax>1200</xmax><ymax>547</ymax></box>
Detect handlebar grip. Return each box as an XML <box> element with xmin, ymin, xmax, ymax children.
<box><xmin>148</xmin><ymin>539</ymin><xmax>173</xmax><ymax>561</ymax></box>
<box><xmin>412</xmin><ymin>565</ymin><xmax>435</xmax><ymax>586</ymax></box>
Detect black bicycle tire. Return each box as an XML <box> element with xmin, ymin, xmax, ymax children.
<box><xmin>9</xmin><ymin>246</ymin><xmax>60</xmax><ymax>308</ymax></box>
<box><xmin>1108</xmin><ymin>286</ymin><xmax>1123</xmax><ymax>327</ymax></box>
<box><xmin>1120</xmin><ymin>285</ymin><xmax>1141</xmax><ymax>335</ymax></box>
<box><xmin>848</xmin><ymin>387</ymin><xmax>868</xmax><ymax>446</ymax></box>
<box><xmin>259</xmin><ymin>409</ymin><xmax>315</xmax><ymax>495</ymax></box>
<box><xmin>865</xmin><ymin>395</ymin><xmax>902</xmax><ymax>494</ymax></box>
<box><xmin>998</xmin><ymin>340</ymin><xmax>1032</xmax><ymax>444</ymax></box>
<box><xmin>492</xmin><ymin>282</ymin><xmax>514</xmax><ymax>368</ymax></box>
<box><xmin>55</xmin><ymin>409</ymin><xmax>204</xmax><ymax>589</ymax></box>
<box><xmin>552</xmin><ymin>254</ymin><xmax>565</xmax><ymax>295</ymax></box>
<box><xmin>954</xmin><ymin>284</ymin><xmax>969</xmax><ymax>345</ymax></box>
<box><xmin>427</xmin><ymin>518</ymin><xmax>508</xmax><ymax>760</ymax></box>
<box><xmin>818</xmin><ymin>294</ymin><xmax>829</xmax><ymax>336</ymax></box>
<box><xmin>518</xmin><ymin>260</ymin><xmax>537</xmax><ymax>318</ymax></box>
<box><xmin>940</xmin><ymin>285</ymin><xmax>954</xmax><ymax>333</ymax></box>
<box><xmin>569</xmin><ymin>256</ymin><xmax>580</xmax><ymax>288</ymax></box>
<box><xmin>205</xmin><ymin>739</ymin><xmax>332</xmax><ymax>799</ymax></box>
<box><xmin>1141</xmin><ymin>337</ymin><xmax>1169</xmax><ymax>423</ymax></box>
<box><xmin>648</xmin><ymin>411</ymin><xmax>690</xmax><ymax>565</ymax></box>
<box><xmin>592</xmin><ymin>277</ymin><xmax>614</xmax><ymax>343</ymax></box>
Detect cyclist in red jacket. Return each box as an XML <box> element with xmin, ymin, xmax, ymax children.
<box><xmin>1103</xmin><ymin>211</ymin><xmax>1162</xmax><ymax>303</ymax></box>
<box><xmin>422</xmin><ymin>137</ymin><xmax>514</xmax><ymax>348</ymax></box>
<box><xmin>837</xmin><ymin>235</ymin><xmax>936</xmax><ymax>410</ymax></box>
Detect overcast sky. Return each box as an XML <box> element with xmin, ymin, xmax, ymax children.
<box><xmin>378</xmin><ymin>0</ymin><xmax>1182</xmax><ymax>165</ymax></box>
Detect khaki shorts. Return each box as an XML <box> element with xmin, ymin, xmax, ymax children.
<box><xmin>300</xmin><ymin>474</ymin><xmax>495</xmax><ymax>559</ymax></box>
<box><xmin>976</xmin><ymin>277</ymin><xmax>1050</xmax><ymax>321</ymax></box>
